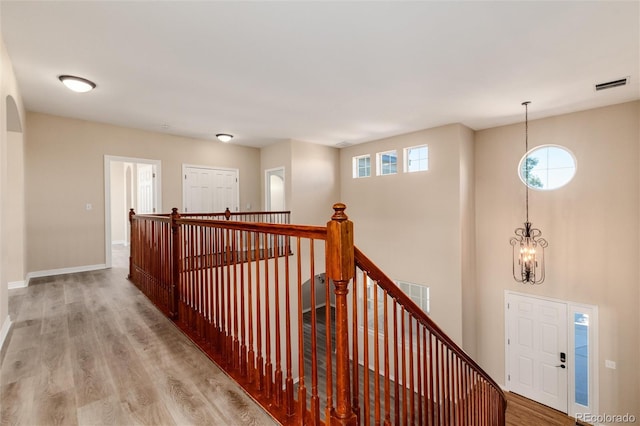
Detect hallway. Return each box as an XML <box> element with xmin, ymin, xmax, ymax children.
<box><xmin>0</xmin><ymin>258</ymin><xmax>276</xmax><ymax>425</ymax></box>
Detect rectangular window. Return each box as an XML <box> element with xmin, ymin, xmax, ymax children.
<box><xmin>404</xmin><ymin>145</ymin><xmax>429</xmax><ymax>172</ymax></box>
<box><xmin>574</xmin><ymin>312</ymin><xmax>589</xmax><ymax>406</ymax></box>
<box><xmin>377</xmin><ymin>150</ymin><xmax>397</xmax><ymax>175</ymax></box>
<box><xmin>352</xmin><ymin>155</ymin><xmax>371</xmax><ymax>178</ymax></box>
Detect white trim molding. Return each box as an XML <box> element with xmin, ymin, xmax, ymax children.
<box><xmin>26</xmin><ymin>264</ymin><xmax>107</xmax><ymax>284</ymax></box>
<box><xmin>8</xmin><ymin>280</ymin><xmax>27</xmax><ymax>289</ymax></box>
<box><xmin>0</xmin><ymin>315</ymin><xmax>12</xmax><ymax>352</ymax></box>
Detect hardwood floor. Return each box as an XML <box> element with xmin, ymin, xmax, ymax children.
<box><xmin>0</xmin><ymin>245</ymin><xmax>277</xmax><ymax>426</ymax></box>
<box><xmin>506</xmin><ymin>392</ymin><xmax>587</xmax><ymax>426</ymax></box>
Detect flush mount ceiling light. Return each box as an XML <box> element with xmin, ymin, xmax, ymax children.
<box><xmin>58</xmin><ymin>75</ymin><xmax>96</xmax><ymax>93</ymax></box>
<box><xmin>216</xmin><ymin>134</ymin><xmax>233</xmax><ymax>143</ymax></box>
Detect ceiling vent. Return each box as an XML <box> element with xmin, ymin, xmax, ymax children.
<box><xmin>335</xmin><ymin>141</ymin><xmax>352</xmax><ymax>148</ymax></box>
<box><xmin>595</xmin><ymin>77</ymin><xmax>629</xmax><ymax>91</ymax></box>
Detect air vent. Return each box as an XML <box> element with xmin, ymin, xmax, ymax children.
<box><xmin>595</xmin><ymin>77</ymin><xmax>628</xmax><ymax>91</ymax></box>
<box><xmin>335</xmin><ymin>141</ymin><xmax>352</xmax><ymax>148</ymax></box>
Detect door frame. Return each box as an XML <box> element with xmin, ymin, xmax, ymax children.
<box><xmin>504</xmin><ymin>291</ymin><xmax>599</xmax><ymax>418</ymax></box>
<box><xmin>265</xmin><ymin>166</ymin><xmax>286</xmax><ymax>211</ymax></box>
<box><xmin>104</xmin><ymin>155</ymin><xmax>162</xmax><ymax>268</ymax></box>
<box><xmin>182</xmin><ymin>164</ymin><xmax>240</xmax><ymax>213</ymax></box>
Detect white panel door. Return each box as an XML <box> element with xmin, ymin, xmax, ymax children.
<box><xmin>507</xmin><ymin>294</ymin><xmax>568</xmax><ymax>412</ymax></box>
<box><xmin>137</xmin><ymin>164</ymin><xmax>155</xmax><ymax>213</ymax></box>
<box><xmin>184</xmin><ymin>166</ymin><xmax>238</xmax><ymax>213</ymax></box>
<box><xmin>212</xmin><ymin>169</ymin><xmax>238</xmax><ymax>212</ymax></box>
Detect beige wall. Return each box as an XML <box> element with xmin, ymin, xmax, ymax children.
<box><xmin>260</xmin><ymin>139</ymin><xmax>341</xmax><ymax>226</ymax></box>
<box><xmin>260</xmin><ymin>140</ymin><xmax>292</xmax><ymax>211</ymax></box>
<box><xmin>290</xmin><ymin>139</ymin><xmax>341</xmax><ymax>226</ymax></box>
<box><xmin>0</xmin><ymin>35</ymin><xmax>26</xmax><ymax>343</ymax></box>
<box><xmin>110</xmin><ymin>161</ymin><xmax>126</xmax><ymax>243</ymax></box>
<box><xmin>475</xmin><ymin>101</ymin><xmax>640</xmax><ymax>418</ymax></box>
<box><xmin>459</xmin><ymin>125</ymin><xmax>477</xmax><ymax>357</ymax></box>
<box><xmin>25</xmin><ymin>112</ymin><xmax>261</xmax><ymax>273</ymax></box>
<box><xmin>340</xmin><ymin>124</ymin><xmax>473</xmax><ymax>344</ymax></box>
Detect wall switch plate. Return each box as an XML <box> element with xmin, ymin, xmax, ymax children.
<box><xmin>605</xmin><ymin>360</ymin><xmax>616</xmax><ymax>369</ymax></box>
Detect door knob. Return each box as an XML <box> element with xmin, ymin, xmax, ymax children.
<box><xmin>555</xmin><ymin>364</ymin><xmax>566</xmax><ymax>369</ymax></box>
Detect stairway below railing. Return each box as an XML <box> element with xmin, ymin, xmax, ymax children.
<box><xmin>129</xmin><ymin>204</ymin><xmax>506</xmax><ymax>425</ymax></box>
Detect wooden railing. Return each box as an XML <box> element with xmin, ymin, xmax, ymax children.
<box><xmin>129</xmin><ymin>204</ymin><xmax>506</xmax><ymax>425</ymax></box>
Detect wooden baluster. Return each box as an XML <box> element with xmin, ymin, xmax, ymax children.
<box><xmin>408</xmin><ymin>316</ymin><xmax>414</xmax><ymax>426</ymax></box>
<box><xmin>401</xmin><ymin>309</ymin><xmax>407</xmax><ymax>425</ymax></box>
<box><xmin>264</xmin><ymin>232</ymin><xmax>273</xmax><ymax>400</ymax></box>
<box><xmin>255</xmin><ymin>232</ymin><xmax>264</xmax><ymax>391</ymax></box>
<box><xmin>352</xmin><ymin>268</ymin><xmax>360</xmax><ymax>424</ymax></box>
<box><xmin>444</xmin><ymin>347</ymin><xmax>450</xmax><ymax>425</ymax></box>
<box><xmin>383</xmin><ymin>291</ymin><xmax>391</xmax><ymax>426</ymax></box>
<box><xmin>128</xmin><ymin>209</ymin><xmax>135</xmax><ymax>280</ymax></box>
<box><xmin>325</xmin><ymin>267</ymin><xmax>333</xmax><ymax>424</ymax></box>
<box><xmin>422</xmin><ymin>328</ymin><xmax>428</xmax><ymax>426</ymax></box>
<box><xmin>362</xmin><ymin>274</ymin><xmax>370</xmax><ymax>426</ymax></box>
<box><xmin>223</xmin><ymin>228</ymin><xmax>230</xmax><ymax>362</ymax></box>
<box><xmin>309</xmin><ymin>240</ymin><xmax>319</xmax><ymax>424</ymax></box>
<box><xmin>296</xmin><ymin>237</ymin><xmax>307</xmax><ymax>421</ymax></box>
<box><xmin>198</xmin><ymin>225</ymin><xmax>205</xmax><ymax>338</ymax></box>
<box><xmin>232</xmin><ymin>228</ymin><xmax>240</xmax><ymax>370</ymax></box>
<box><xmin>215</xmin><ymin>227</ymin><xmax>222</xmax><ymax>350</ymax></box>
<box><xmin>274</xmin><ymin>235</ymin><xmax>283</xmax><ymax>407</ymax></box>
<box><xmin>247</xmin><ymin>232</ymin><xmax>255</xmax><ymax>385</ymax></box>
<box><xmin>284</xmin><ymin>235</ymin><xmax>294</xmax><ymax>416</ymax></box>
<box><xmin>240</xmin><ymin>230</ymin><xmax>248</xmax><ymax>377</ymax></box>
<box><xmin>430</xmin><ymin>334</ymin><xmax>436</xmax><ymax>426</ymax></box>
<box><xmin>373</xmin><ymin>283</ymin><xmax>381</xmax><ymax>426</ymax></box>
<box><xmin>326</xmin><ymin>203</ymin><xmax>357</xmax><ymax>426</ymax></box>
<box><xmin>393</xmin><ymin>300</ymin><xmax>400</xmax><ymax>425</ymax></box>
<box><xmin>170</xmin><ymin>208</ymin><xmax>180</xmax><ymax>320</ymax></box>
<box><xmin>417</xmin><ymin>324</ymin><xmax>423</xmax><ymax>426</ymax></box>
<box><xmin>190</xmin><ymin>224</ymin><xmax>197</xmax><ymax>332</ymax></box>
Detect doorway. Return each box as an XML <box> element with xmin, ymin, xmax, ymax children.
<box><xmin>183</xmin><ymin>165</ymin><xmax>239</xmax><ymax>213</ymax></box>
<box><xmin>104</xmin><ymin>155</ymin><xmax>162</xmax><ymax>268</ymax></box>
<box><xmin>505</xmin><ymin>292</ymin><xmax>598</xmax><ymax>417</ymax></box>
<box><xmin>265</xmin><ymin>167</ymin><xmax>285</xmax><ymax>211</ymax></box>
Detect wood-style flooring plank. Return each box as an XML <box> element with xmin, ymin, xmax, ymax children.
<box><xmin>69</xmin><ymin>332</ymin><xmax>116</xmax><ymax>408</ymax></box>
<box><xmin>76</xmin><ymin>396</ymin><xmax>133</xmax><ymax>426</ymax></box>
<box><xmin>32</xmin><ymin>388</ymin><xmax>78</xmax><ymax>426</ymax></box>
<box><xmin>0</xmin><ymin>377</ymin><xmax>36</xmax><ymax>426</ymax></box>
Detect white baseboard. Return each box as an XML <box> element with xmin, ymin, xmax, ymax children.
<box><xmin>8</xmin><ymin>280</ymin><xmax>27</xmax><ymax>289</ymax></box>
<box><xmin>0</xmin><ymin>315</ymin><xmax>12</xmax><ymax>352</ymax></box>
<box><xmin>26</xmin><ymin>264</ymin><xmax>107</xmax><ymax>284</ymax></box>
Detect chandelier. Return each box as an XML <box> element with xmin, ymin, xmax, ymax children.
<box><xmin>510</xmin><ymin>101</ymin><xmax>548</xmax><ymax>284</ymax></box>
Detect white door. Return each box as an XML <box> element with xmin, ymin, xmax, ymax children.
<box><xmin>265</xmin><ymin>167</ymin><xmax>285</xmax><ymax>211</ymax></box>
<box><xmin>507</xmin><ymin>293</ymin><xmax>568</xmax><ymax>412</ymax></box>
<box><xmin>137</xmin><ymin>164</ymin><xmax>156</xmax><ymax>213</ymax></box>
<box><xmin>183</xmin><ymin>166</ymin><xmax>239</xmax><ymax>213</ymax></box>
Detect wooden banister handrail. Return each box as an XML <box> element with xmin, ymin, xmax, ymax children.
<box><xmin>354</xmin><ymin>246</ymin><xmax>506</xmax><ymax>405</ymax></box>
<box><xmin>128</xmin><ymin>206</ymin><xmax>506</xmax><ymax>425</ymax></box>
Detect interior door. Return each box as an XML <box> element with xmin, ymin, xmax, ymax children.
<box><xmin>507</xmin><ymin>293</ymin><xmax>568</xmax><ymax>412</ymax></box>
<box><xmin>137</xmin><ymin>164</ymin><xmax>156</xmax><ymax>213</ymax></box>
<box><xmin>183</xmin><ymin>166</ymin><xmax>238</xmax><ymax>213</ymax></box>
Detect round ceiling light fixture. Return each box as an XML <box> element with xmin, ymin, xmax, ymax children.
<box><xmin>58</xmin><ymin>75</ymin><xmax>96</xmax><ymax>93</ymax></box>
<box><xmin>216</xmin><ymin>133</ymin><xmax>233</xmax><ymax>143</ymax></box>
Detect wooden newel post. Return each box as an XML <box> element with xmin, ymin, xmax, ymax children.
<box><xmin>326</xmin><ymin>203</ymin><xmax>357</xmax><ymax>426</ymax></box>
<box><xmin>170</xmin><ymin>208</ymin><xmax>181</xmax><ymax>320</ymax></box>
<box><xmin>224</xmin><ymin>207</ymin><xmax>231</xmax><ymax>220</ymax></box>
<box><xmin>128</xmin><ymin>209</ymin><xmax>135</xmax><ymax>280</ymax></box>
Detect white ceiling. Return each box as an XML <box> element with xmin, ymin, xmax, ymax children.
<box><xmin>1</xmin><ymin>1</ymin><xmax>638</xmax><ymax>148</ymax></box>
